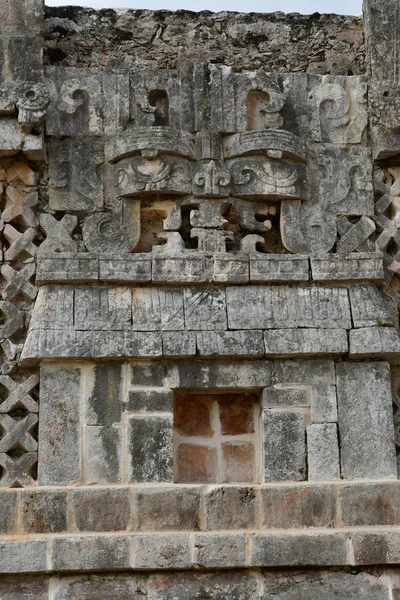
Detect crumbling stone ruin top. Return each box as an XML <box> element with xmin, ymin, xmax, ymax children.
<box><xmin>2</xmin><ymin>0</ymin><xmax>400</xmax><ymax>597</ymax></box>
<box><xmin>44</xmin><ymin>6</ymin><xmax>364</xmax><ymax>74</ymax></box>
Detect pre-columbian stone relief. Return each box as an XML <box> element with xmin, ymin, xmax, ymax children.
<box><xmin>2</xmin><ymin>0</ymin><xmax>400</xmax><ymax>597</ymax></box>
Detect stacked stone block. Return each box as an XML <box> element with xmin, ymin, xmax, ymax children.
<box><xmin>1</xmin><ymin>0</ymin><xmax>400</xmax><ymax>596</ymax></box>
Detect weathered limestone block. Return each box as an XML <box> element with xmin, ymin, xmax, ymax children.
<box><xmin>75</xmin><ymin>287</ymin><xmax>131</xmax><ymax>331</ymax></box>
<box><xmin>336</xmin><ymin>362</ymin><xmax>397</xmax><ymax>479</ymax></box>
<box><xmin>260</xmin><ymin>484</ymin><xmax>337</xmax><ymax>528</ymax></box>
<box><xmin>263</xmin><ymin>410</ymin><xmax>306</xmax><ymax>481</ymax></box>
<box><xmin>196</xmin><ymin>330</ymin><xmax>264</xmax><ymax>357</ymax></box>
<box><xmin>204</xmin><ymin>487</ymin><xmax>257</xmax><ymax>530</ymax></box>
<box><xmin>336</xmin><ymin>216</ymin><xmax>375</xmax><ymax>254</ymax></box>
<box><xmin>273</xmin><ymin>360</ymin><xmax>335</xmax><ymax>385</ymax></box>
<box><xmin>36</xmin><ymin>253</ymin><xmax>99</xmax><ymax>284</ymax></box>
<box><xmin>263</xmin><ymin>328</ymin><xmax>348</xmax><ymax>356</ymax></box>
<box><xmin>307</xmin><ymin>423</ymin><xmax>341</xmax><ymax>481</ymax></box>
<box><xmin>148</xmin><ymin>571</ymin><xmax>259</xmax><ymax>600</ymax></box>
<box><xmin>349</xmin><ymin>283</ymin><xmax>394</xmax><ymax>328</ymax></box>
<box><xmin>339</xmin><ymin>482</ymin><xmax>400</xmax><ymax>526</ymax></box>
<box><xmin>183</xmin><ymin>288</ymin><xmax>227</xmax><ymax>330</ymax></box>
<box><xmin>226</xmin><ymin>286</ymin><xmax>352</xmax><ymax>330</ymax></box>
<box><xmin>85</xmin><ymin>426</ymin><xmax>122</xmax><ymax>485</ymax></box>
<box><xmin>128</xmin><ymin>415</ymin><xmax>173</xmax><ymax>483</ymax></box>
<box><xmin>0</xmin><ymin>302</ymin><xmax>24</xmax><ymax>339</ymax></box>
<box><xmin>134</xmin><ymin>535</ymin><xmax>191</xmax><ymax>569</ymax></box>
<box><xmin>19</xmin><ymin>490</ymin><xmax>68</xmax><ymax>534</ymax></box>
<box><xmin>99</xmin><ymin>255</ymin><xmax>151</xmax><ymax>282</ymax></box>
<box><xmin>308</xmin><ymin>75</ymin><xmax>368</xmax><ymax>144</ymax></box>
<box><xmin>0</xmin><ymin>540</ymin><xmax>48</xmax><ymax>574</ymax></box>
<box><xmin>1</xmin><ymin>263</ymin><xmax>36</xmax><ymax>301</ymax></box>
<box><xmin>132</xmin><ymin>288</ymin><xmax>185</xmax><ymax>331</ymax></box>
<box><xmin>29</xmin><ymin>286</ymin><xmax>74</xmax><ymax>331</ymax></box>
<box><xmin>250</xmin><ymin>532</ymin><xmax>348</xmax><ymax>567</ymax></box>
<box><xmin>249</xmin><ymin>255</ymin><xmax>309</xmax><ymax>282</ymax></box>
<box><xmin>3</xmin><ymin>225</ymin><xmax>36</xmax><ymax>261</ymax></box>
<box><xmin>45</xmin><ymin>66</ymin><xmax>105</xmax><ymax>136</ymax></box>
<box><xmin>0</xmin><ymin>491</ymin><xmax>17</xmax><ymax>534</ymax></box>
<box><xmin>71</xmin><ymin>489</ymin><xmax>131</xmax><ymax>532</ymax></box>
<box><xmin>213</xmin><ymin>254</ymin><xmax>249</xmax><ymax>283</ymax></box>
<box><xmin>48</xmin><ymin>138</ymin><xmax>104</xmax><ymax>211</ymax></box>
<box><xmin>311</xmin><ymin>254</ymin><xmax>384</xmax><ymax>282</ymax></box>
<box><xmin>262</xmin><ymin>570</ymin><xmax>389</xmax><ymax>599</ymax></box>
<box><xmin>85</xmin><ymin>364</ymin><xmax>123</xmax><ymax>426</ymax></box>
<box><xmin>350</xmin><ymin>327</ymin><xmax>400</xmax><ymax>361</ymax></box>
<box><xmin>152</xmin><ymin>255</ymin><xmax>212</xmax><ymax>283</ymax></box>
<box><xmin>162</xmin><ymin>332</ymin><xmax>196</xmax><ymax>357</ymax></box>
<box><xmin>51</xmin><ymin>536</ymin><xmax>132</xmax><ymax>572</ymax></box>
<box><xmin>0</xmin><ymin>453</ymin><xmax>37</xmax><ymax>488</ymax></box>
<box><xmin>193</xmin><ymin>534</ymin><xmax>247</xmax><ymax>568</ymax></box>
<box><xmin>135</xmin><ymin>488</ymin><xmax>201</xmax><ymax>531</ymax></box>
<box><xmin>168</xmin><ymin>361</ymin><xmax>271</xmax><ymax>389</ymax></box>
<box><xmin>351</xmin><ymin>531</ymin><xmax>400</xmax><ymax>565</ymax></box>
<box><xmin>52</xmin><ymin>574</ymin><xmax>148</xmax><ymax>600</ymax></box>
<box><xmin>38</xmin><ymin>365</ymin><xmax>81</xmax><ymax>485</ymax></box>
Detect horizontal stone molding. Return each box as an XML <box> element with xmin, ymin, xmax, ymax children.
<box><xmin>1</xmin><ymin>528</ymin><xmax>400</xmax><ymax>572</ymax></box>
<box><xmin>2</xmin><ymin>481</ymin><xmax>400</xmax><ymax>536</ymax></box>
<box><xmin>35</xmin><ymin>252</ymin><xmax>384</xmax><ymax>285</ymax></box>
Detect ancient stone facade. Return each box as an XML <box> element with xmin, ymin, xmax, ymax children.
<box><xmin>1</xmin><ymin>0</ymin><xmax>400</xmax><ymax>597</ymax></box>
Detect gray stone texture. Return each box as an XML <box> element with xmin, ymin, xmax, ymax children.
<box><xmin>127</xmin><ymin>389</ymin><xmax>173</xmax><ymax>413</ymax></box>
<box><xmin>263</xmin><ymin>410</ymin><xmax>306</xmax><ymax>481</ymax></box>
<box><xmin>227</xmin><ymin>286</ymin><xmax>352</xmax><ymax>330</ymax></box>
<box><xmin>51</xmin><ymin>536</ymin><xmax>132</xmax><ymax>571</ymax></box>
<box><xmin>262</xmin><ymin>570</ymin><xmax>390</xmax><ymax>599</ymax></box>
<box><xmin>250</xmin><ymin>533</ymin><xmax>348</xmax><ymax>567</ymax></box>
<box><xmin>52</xmin><ymin>575</ymin><xmax>148</xmax><ymax>600</ymax></box>
<box><xmin>336</xmin><ymin>362</ymin><xmax>397</xmax><ymax>479</ymax></box>
<box><xmin>128</xmin><ymin>415</ymin><xmax>173</xmax><ymax>483</ymax></box>
<box><xmin>134</xmin><ymin>534</ymin><xmax>191</xmax><ymax>569</ymax></box>
<box><xmin>72</xmin><ymin>489</ymin><xmax>131</xmax><ymax>532</ymax></box>
<box><xmin>169</xmin><ymin>360</ymin><xmax>271</xmax><ymax>389</ymax></box>
<box><xmin>148</xmin><ymin>571</ymin><xmax>260</xmax><ymax>600</ymax></box>
<box><xmin>307</xmin><ymin>424</ymin><xmax>341</xmax><ymax>481</ymax></box>
<box><xmin>0</xmin><ymin>491</ymin><xmax>17</xmax><ymax>534</ymax></box>
<box><xmin>85</xmin><ymin>364</ymin><xmax>122</xmax><ymax>426</ymax></box>
<box><xmin>135</xmin><ymin>488</ymin><xmax>200</xmax><ymax>531</ymax></box>
<box><xmin>85</xmin><ymin>425</ymin><xmax>122</xmax><ymax>485</ymax></box>
<box><xmin>260</xmin><ymin>484</ymin><xmax>337</xmax><ymax>528</ymax></box>
<box><xmin>0</xmin><ymin>576</ymin><xmax>49</xmax><ymax>600</ymax></box>
<box><xmin>193</xmin><ymin>534</ymin><xmax>247</xmax><ymax>568</ymax></box>
<box><xmin>38</xmin><ymin>365</ymin><xmax>81</xmax><ymax>485</ymax></box>
<box><xmin>20</xmin><ymin>491</ymin><xmax>68</xmax><ymax>534</ymax></box>
<box><xmin>340</xmin><ymin>483</ymin><xmax>400</xmax><ymax>526</ymax></box>
<box><xmin>0</xmin><ymin>540</ymin><xmax>48</xmax><ymax>573</ymax></box>
<box><xmin>204</xmin><ymin>487</ymin><xmax>257</xmax><ymax>530</ymax></box>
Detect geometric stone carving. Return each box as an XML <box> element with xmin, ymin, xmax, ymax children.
<box><xmin>39</xmin><ymin>214</ymin><xmax>78</xmax><ymax>253</ymax></box>
<box><xmin>15</xmin><ymin>81</ymin><xmax>50</xmax><ymax>132</ymax></box>
<box><xmin>0</xmin><ymin>301</ymin><xmax>24</xmax><ymax>339</ymax></box>
<box><xmin>0</xmin><ymin>452</ymin><xmax>37</xmax><ymax>487</ymax></box>
<box><xmin>0</xmin><ymin>374</ymin><xmax>39</xmax><ymax>413</ymax></box>
<box><xmin>2</xmin><ymin>185</ymin><xmax>38</xmax><ymax>229</ymax></box>
<box><xmin>3</xmin><ymin>225</ymin><xmax>37</xmax><ymax>261</ymax></box>
<box><xmin>1</xmin><ymin>263</ymin><xmax>36</xmax><ymax>301</ymax></box>
<box><xmin>0</xmin><ymin>413</ymin><xmax>38</xmax><ymax>452</ymax></box>
<box><xmin>82</xmin><ymin>201</ymin><xmax>140</xmax><ymax>254</ymax></box>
